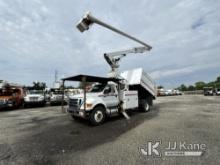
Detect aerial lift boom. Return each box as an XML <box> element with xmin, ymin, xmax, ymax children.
<box><xmin>103</xmin><ymin>46</ymin><xmax>150</xmax><ymax>119</ymax></box>
<box><xmin>104</xmin><ymin>46</ymin><xmax>149</xmax><ymax>78</ymax></box>
<box><xmin>76</xmin><ymin>12</ymin><xmax>152</xmax><ymax>120</ymax></box>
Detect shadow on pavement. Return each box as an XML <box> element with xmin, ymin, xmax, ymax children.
<box><xmin>9</xmin><ymin>105</ymin><xmax>160</xmax><ymax>164</ymax></box>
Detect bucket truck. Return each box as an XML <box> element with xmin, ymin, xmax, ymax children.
<box><xmin>63</xmin><ymin>47</ymin><xmax>157</xmax><ymax>125</ymax></box>
<box><xmin>62</xmin><ymin>12</ymin><xmax>157</xmax><ymax>125</ymax></box>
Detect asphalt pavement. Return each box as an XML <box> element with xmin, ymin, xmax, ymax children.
<box><xmin>0</xmin><ymin>95</ymin><xmax>219</xmax><ymax>165</ymax></box>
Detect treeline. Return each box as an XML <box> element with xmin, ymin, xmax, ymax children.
<box><xmin>177</xmin><ymin>76</ymin><xmax>220</xmax><ymax>91</ymax></box>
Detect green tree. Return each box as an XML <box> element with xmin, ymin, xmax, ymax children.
<box><xmin>179</xmin><ymin>84</ymin><xmax>187</xmax><ymax>91</ymax></box>
<box><xmin>215</xmin><ymin>76</ymin><xmax>220</xmax><ymax>83</ymax></box>
<box><xmin>195</xmin><ymin>81</ymin><xmax>206</xmax><ymax>90</ymax></box>
<box><xmin>157</xmin><ymin>85</ymin><xmax>164</xmax><ymax>89</ymax></box>
<box><xmin>207</xmin><ymin>81</ymin><xmax>215</xmax><ymax>87</ymax></box>
<box><xmin>188</xmin><ymin>85</ymin><xmax>195</xmax><ymax>91</ymax></box>
<box><xmin>33</xmin><ymin>81</ymin><xmax>47</xmax><ymax>89</ymax></box>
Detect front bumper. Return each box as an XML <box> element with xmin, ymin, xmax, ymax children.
<box><xmin>68</xmin><ymin>106</ymin><xmax>89</xmax><ymax>119</ymax></box>
<box><xmin>0</xmin><ymin>103</ymin><xmax>13</xmax><ymax>109</ymax></box>
<box><xmin>24</xmin><ymin>100</ymin><xmax>45</xmax><ymax>105</ymax></box>
<box><xmin>50</xmin><ymin>99</ymin><xmax>67</xmax><ymax>104</ymax></box>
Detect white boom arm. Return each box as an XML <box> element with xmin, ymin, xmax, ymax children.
<box><xmin>104</xmin><ymin>46</ymin><xmax>149</xmax><ymax>78</ymax></box>
<box><xmin>76</xmin><ymin>12</ymin><xmax>152</xmax><ymax>50</ymax></box>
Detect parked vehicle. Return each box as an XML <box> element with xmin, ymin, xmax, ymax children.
<box><xmin>215</xmin><ymin>88</ymin><xmax>220</xmax><ymax>96</ymax></box>
<box><xmin>157</xmin><ymin>88</ymin><xmax>166</xmax><ymax>96</ymax></box>
<box><xmin>64</xmin><ymin>68</ymin><xmax>157</xmax><ymax>125</ymax></box>
<box><xmin>203</xmin><ymin>87</ymin><xmax>214</xmax><ymax>96</ymax></box>
<box><xmin>68</xmin><ymin>13</ymin><xmax>156</xmax><ymax>125</ymax></box>
<box><xmin>166</xmin><ymin>89</ymin><xmax>173</xmax><ymax>96</ymax></box>
<box><xmin>24</xmin><ymin>88</ymin><xmax>46</xmax><ymax>107</ymax></box>
<box><xmin>50</xmin><ymin>88</ymin><xmax>67</xmax><ymax>105</ymax></box>
<box><xmin>173</xmin><ymin>89</ymin><xmax>182</xmax><ymax>95</ymax></box>
<box><xmin>0</xmin><ymin>81</ymin><xmax>24</xmax><ymax>109</ymax></box>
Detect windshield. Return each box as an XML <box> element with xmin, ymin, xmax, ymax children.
<box><xmin>27</xmin><ymin>90</ymin><xmax>44</xmax><ymax>95</ymax></box>
<box><xmin>52</xmin><ymin>91</ymin><xmax>63</xmax><ymax>95</ymax></box>
<box><xmin>89</xmin><ymin>84</ymin><xmax>106</xmax><ymax>93</ymax></box>
<box><xmin>0</xmin><ymin>89</ymin><xmax>13</xmax><ymax>96</ymax></box>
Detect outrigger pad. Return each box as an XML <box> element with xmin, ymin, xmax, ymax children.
<box><xmin>121</xmin><ymin>111</ymin><xmax>130</xmax><ymax>120</ymax></box>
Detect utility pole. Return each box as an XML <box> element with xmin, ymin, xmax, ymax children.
<box><xmin>55</xmin><ymin>70</ymin><xmax>58</xmax><ymax>82</ymax></box>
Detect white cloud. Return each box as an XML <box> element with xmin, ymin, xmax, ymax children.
<box><xmin>150</xmin><ymin>62</ymin><xmax>220</xmax><ymax>79</ymax></box>
<box><xmin>0</xmin><ymin>0</ymin><xmax>220</xmax><ymax>87</ymax></box>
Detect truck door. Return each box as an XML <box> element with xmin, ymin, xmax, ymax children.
<box><xmin>102</xmin><ymin>85</ymin><xmax>118</xmax><ymax>108</ymax></box>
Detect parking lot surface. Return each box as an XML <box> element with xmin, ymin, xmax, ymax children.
<box><xmin>0</xmin><ymin>95</ymin><xmax>219</xmax><ymax>165</ymax></box>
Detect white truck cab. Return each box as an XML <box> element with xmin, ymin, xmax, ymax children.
<box><xmin>66</xmin><ymin>68</ymin><xmax>156</xmax><ymax>125</ymax></box>
<box><xmin>50</xmin><ymin>89</ymin><xmax>68</xmax><ymax>105</ymax></box>
<box><xmin>24</xmin><ymin>89</ymin><xmax>46</xmax><ymax>107</ymax></box>
<box><xmin>68</xmin><ymin>82</ymin><xmax>138</xmax><ymax>125</ymax></box>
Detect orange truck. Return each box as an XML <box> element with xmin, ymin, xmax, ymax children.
<box><xmin>0</xmin><ymin>81</ymin><xmax>24</xmax><ymax>109</ymax></box>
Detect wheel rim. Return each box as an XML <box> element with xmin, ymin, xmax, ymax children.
<box><xmin>145</xmin><ymin>103</ymin><xmax>150</xmax><ymax>111</ymax></box>
<box><xmin>94</xmin><ymin>110</ymin><xmax>104</xmax><ymax>123</ymax></box>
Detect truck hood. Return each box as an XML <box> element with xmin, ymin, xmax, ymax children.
<box><xmin>25</xmin><ymin>94</ymin><xmax>43</xmax><ymax>97</ymax></box>
<box><xmin>0</xmin><ymin>96</ymin><xmax>12</xmax><ymax>100</ymax></box>
<box><xmin>70</xmin><ymin>92</ymin><xmax>101</xmax><ymax>99</ymax></box>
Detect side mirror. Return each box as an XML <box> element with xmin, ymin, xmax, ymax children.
<box><xmin>104</xmin><ymin>88</ymin><xmax>111</xmax><ymax>94</ymax></box>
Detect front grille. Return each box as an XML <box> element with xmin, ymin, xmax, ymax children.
<box><xmin>0</xmin><ymin>100</ymin><xmax>5</xmax><ymax>104</ymax></box>
<box><xmin>56</xmin><ymin>96</ymin><xmax>62</xmax><ymax>99</ymax></box>
<box><xmin>68</xmin><ymin>99</ymin><xmax>80</xmax><ymax>112</ymax></box>
<box><xmin>69</xmin><ymin>99</ymin><xmax>78</xmax><ymax>107</ymax></box>
<box><xmin>56</xmin><ymin>96</ymin><xmax>63</xmax><ymax>101</ymax></box>
<box><xmin>29</xmin><ymin>97</ymin><xmax>38</xmax><ymax>101</ymax></box>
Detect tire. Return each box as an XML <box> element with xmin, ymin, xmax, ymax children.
<box><xmin>89</xmin><ymin>106</ymin><xmax>106</xmax><ymax>126</ymax></box>
<box><xmin>139</xmin><ymin>99</ymin><xmax>151</xmax><ymax>112</ymax></box>
<box><xmin>71</xmin><ymin>115</ymin><xmax>78</xmax><ymax>120</ymax></box>
<box><xmin>18</xmin><ymin>100</ymin><xmax>24</xmax><ymax>109</ymax></box>
<box><xmin>41</xmin><ymin>102</ymin><xmax>46</xmax><ymax>107</ymax></box>
<box><xmin>23</xmin><ymin>103</ymin><xmax>27</xmax><ymax>108</ymax></box>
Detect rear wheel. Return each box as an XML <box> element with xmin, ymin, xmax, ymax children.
<box><xmin>89</xmin><ymin>106</ymin><xmax>106</xmax><ymax>126</ymax></box>
<box><xmin>71</xmin><ymin>115</ymin><xmax>78</xmax><ymax>120</ymax></box>
<box><xmin>142</xmin><ymin>101</ymin><xmax>150</xmax><ymax>112</ymax></box>
<box><xmin>139</xmin><ymin>98</ymin><xmax>152</xmax><ymax>112</ymax></box>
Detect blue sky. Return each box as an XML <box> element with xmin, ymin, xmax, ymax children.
<box><xmin>0</xmin><ymin>0</ymin><xmax>220</xmax><ymax>88</ymax></box>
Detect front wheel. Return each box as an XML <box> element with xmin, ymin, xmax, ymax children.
<box><xmin>89</xmin><ymin>106</ymin><xmax>106</xmax><ymax>126</ymax></box>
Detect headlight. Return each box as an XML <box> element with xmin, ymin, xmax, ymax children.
<box><xmin>7</xmin><ymin>99</ymin><xmax>13</xmax><ymax>104</ymax></box>
<box><xmin>1</xmin><ymin>99</ymin><xmax>7</xmax><ymax>103</ymax></box>
<box><xmin>50</xmin><ymin>96</ymin><xmax>55</xmax><ymax>100</ymax></box>
<box><xmin>85</xmin><ymin>103</ymin><xmax>93</xmax><ymax>109</ymax></box>
<box><xmin>24</xmin><ymin>97</ymin><xmax>28</xmax><ymax>101</ymax></box>
<box><xmin>39</xmin><ymin>96</ymin><xmax>44</xmax><ymax>100</ymax></box>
